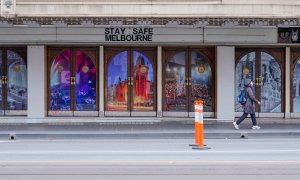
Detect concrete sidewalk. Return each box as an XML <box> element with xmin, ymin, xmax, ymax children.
<box><xmin>0</xmin><ymin>118</ymin><xmax>300</xmax><ymax>140</ymax></box>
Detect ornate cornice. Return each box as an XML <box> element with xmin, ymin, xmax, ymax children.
<box><xmin>0</xmin><ymin>16</ymin><xmax>299</xmax><ymax>27</ymax></box>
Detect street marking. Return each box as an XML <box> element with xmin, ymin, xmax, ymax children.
<box><xmin>1</xmin><ymin>150</ymin><xmax>300</xmax><ymax>154</ymax></box>
<box><xmin>1</xmin><ymin>160</ymin><xmax>300</xmax><ymax>165</ymax></box>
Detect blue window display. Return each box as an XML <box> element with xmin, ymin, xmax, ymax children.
<box><xmin>107</xmin><ymin>51</ymin><xmax>128</xmax><ymax>111</ymax></box>
<box><xmin>50</xmin><ymin>49</ymin><xmax>97</xmax><ymax>111</ymax></box>
<box><xmin>75</xmin><ymin>50</ymin><xmax>96</xmax><ymax>111</ymax></box>
<box><xmin>50</xmin><ymin>50</ymin><xmax>71</xmax><ymax>111</ymax></box>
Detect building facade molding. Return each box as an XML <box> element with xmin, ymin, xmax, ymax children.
<box><xmin>0</xmin><ymin>17</ymin><xmax>300</xmax><ymax>27</ymax></box>
<box><xmin>0</xmin><ymin>25</ymin><xmax>278</xmax><ymax>45</ymax></box>
<box><xmin>0</xmin><ymin>0</ymin><xmax>300</xmax><ymax>18</ymax></box>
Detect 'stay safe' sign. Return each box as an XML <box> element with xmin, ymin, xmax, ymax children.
<box><xmin>105</xmin><ymin>27</ymin><xmax>153</xmax><ymax>42</ymax></box>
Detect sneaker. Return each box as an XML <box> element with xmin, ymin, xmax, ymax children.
<box><xmin>233</xmin><ymin>122</ymin><xmax>239</xmax><ymax>130</ymax></box>
<box><xmin>252</xmin><ymin>125</ymin><xmax>261</xmax><ymax>130</ymax></box>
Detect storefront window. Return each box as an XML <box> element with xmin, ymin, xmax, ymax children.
<box><xmin>132</xmin><ymin>51</ymin><xmax>154</xmax><ymax>111</ymax></box>
<box><xmin>75</xmin><ymin>50</ymin><xmax>96</xmax><ymax>111</ymax></box>
<box><xmin>0</xmin><ymin>50</ymin><xmax>3</xmax><ymax>113</ymax></box>
<box><xmin>260</xmin><ymin>52</ymin><xmax>281</xmax><ymax>112</ymax></box>
<box><xmin>50</xmin><ymin>50</ymin><xmax>71</xmax><ymax>111</ymax></box>
<box><xmin>235</xmin><ymin>52</ymin><xmax>256</xmax><ymax>112</ymax></box>
<box><xmin>293</xmin><ymin>59</ymin><xmax>300</xmax><ymax>112</ymax></box>
<box><xmin>107</xmin><ymin>51</ymin><xmax>128</xmax><ymax>111</ymax></box>
<box><xmin>190</xmin><ymin>51</ymin><xmax>212</xmax><ymax>112</ymax></box>
<box><xmin>164</xmin><ymin>51</ymin><xmax>187</xmax><ymax>111</ymax></box>
<box><xmin>106</xmin><ymin>48</ymin><xmax>156</xmax><ymax>114</ymax></box>
<box><xmin>235</xmin><ymin>50</ymin><xmax>282</xmax><ymax>113</ymax></box>
<box><xmin>6</xmin><ymin>50</ymin><xmax>27</xmax><ymax>110</ymax></box>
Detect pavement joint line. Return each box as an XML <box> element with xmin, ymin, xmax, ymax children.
<box><xmin>1</xmin><ymin>160</ymin><xmax>300</xmax><ymax>164</ymax></box>
<box><xmin>1</xmin><ymin>132</ymin><xmax>300</xmax><ymax>134</ymax></box>
<box><xmin>0</xmin><ymin>138</ymin><xmax>297</xmax><ymax>142</ymax></box>
<box><xmin>2</xmin><ymin>118</ymin><xmax>300</xmax><ymax>125</ymax></box>
<box><xmin>1</xmin><ymin>150</ymin><xmax>300</xmax><ymax>154</ymax></box>
<box><xmin>46</xmin><ymin>121</ymin><xmax>157</xmax><ymax>126</ymax></box>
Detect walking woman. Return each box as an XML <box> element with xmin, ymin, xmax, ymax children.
<box><xmin>233</xmin><ymin>78</ymin><xmax>261</xmax><ymax>130</ymax></box>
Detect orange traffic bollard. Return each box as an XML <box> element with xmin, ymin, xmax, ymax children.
<box><xmin>191</xmin><ymin>100</ymin><xmax>211</xmax><ymax>150</ymax></box>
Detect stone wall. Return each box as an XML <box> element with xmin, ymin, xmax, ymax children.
<box><xmin>1</xmin><ymin>0</ymin><xmax>299</xmax><ymax>17</ymax></box>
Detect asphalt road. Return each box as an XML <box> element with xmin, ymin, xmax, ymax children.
<box><xmin>0</xmin><ymin>138</ymin><xmax>300</xmax><ymax>180</ymax></box>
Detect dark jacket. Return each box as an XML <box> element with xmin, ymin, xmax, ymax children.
<box><xmin>243</xmin><ymin>79</ymin><xmax>257</xmax><ymax>114</ymax></box>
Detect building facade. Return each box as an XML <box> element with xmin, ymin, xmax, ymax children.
<box><xmin>1</xmin><ymin>0</ymin><xmax>300</xmax><ymax>122</ymax></box>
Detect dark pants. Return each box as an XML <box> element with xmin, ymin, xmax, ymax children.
<box><xmin>236</xmin><ymin>113</ymin><xmax>257</xmax><ymax>126</ymax></box>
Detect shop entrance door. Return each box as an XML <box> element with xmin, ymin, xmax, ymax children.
<box><xmin>235</xmin><ymin>49</ymin><xmax>284</xmax><ymax>117</ymax></box>
<box><xmin>0</xmin><ymin>48</ymin><xmax>27</xmax><ymax>116</ymax></box>
<box><xmin>105</xmin><ymin>47</ymin><xmax>156</xmax><ymax>117</ymax></box>
<box><xmin>48</xmin><ymin>47</ymin><xmax>98</xmax><ymax>116</ymax></box>
<box><xmin>162</xmin><ymin>48</ymin><xmax>215</xmax><ymax>117</ymax></box>
<box><xmin>291</xmin><ymin>49</ymin><xmax>300</xmax><ymax>115</ymax></box>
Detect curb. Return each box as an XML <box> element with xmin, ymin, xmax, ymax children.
<box><xmin>1</xmin><ymin>131</ymin><xmax>300</xmax><ymax>140</ymax></box>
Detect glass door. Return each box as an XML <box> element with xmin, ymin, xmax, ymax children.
<box><xmin>48</xmin><ymin>47</ymin><xmax>98</xmax><ymax>116</ymax></box>
<box><xmin>189</xmin><ymin>50</ymin><xmax>214</xmax><ymax>117</ymax></box>
<box><xmin>0</xmin><ymin>48</ymin><xmax>27</xmax><ymax>116</ymax></box>
<box><xmin>0</xmin><ymin>49</ymin><xmax>3</xmax><ymax>116</ymax></box>
<box><xmin>105</xmin><ymin>47</ymin><xmax>156</xmax><ymax>117</ymax></box>
<box><xmin>106</xmin><ymin>50</ymin><xmax>129</xmax><ymax>115</ymax></box>
<box><xmin>163</xmin><ymin>50</ymin><xmax>188</xmax><ymax>116</ymax></box>
<box><xmin>235</xmin><ymin>51</ymin><xmax>256</xmax><ymax>113</ymax></box>
<box><xmin>291</xmin><ymin>49</ymin><xmax>300</xmax><ymax>115</ymax></box>
<box><xmin>260</xmin><ymin>52</ymin><xmax>282</xmax><ymax>113</ymax></box>
<box><xmin>163</xmin><ymin>48</ymin><xmax>215</xmax><ymax>117</ymax></box>
<box><xmin>235</xmin><ymin>49</ymin><xmax>284</xmax><ymax>117</ymax></box>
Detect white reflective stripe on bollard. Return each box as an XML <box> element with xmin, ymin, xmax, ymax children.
<box><xmin>195</xmin><ymin>104</ymin><xmax>203</xmax><ymax>123</ymax></box>
<box><xmin>195</xmin><ymin>112</ymin><xmax>203</xmax><ymax>124</ymax></box>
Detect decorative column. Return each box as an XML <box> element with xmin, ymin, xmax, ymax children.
<box><xmin>216</xmin><ymin>46</ymin><xmax>235</xmax><ymax>121</ymax></box>
<box><xmin>285</xmin><ymin>47</ymin><xmax>291</xmax><ymax>118</ymax></box>
<box><xmin>99</xmin><ymin>46</ymin><xmax>104</xmax><ymax>117</ymax></box>
<box><xmin>157</xmin><ymin>45</ymin><xmax>162</xmax><ymax>117</ymax></box>
<box><xmin>27</xmin><ymin>46</ymin><xmax>46</xmax><ymax>119</ymax></box>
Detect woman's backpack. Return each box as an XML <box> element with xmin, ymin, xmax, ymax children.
<box><xmin>237</xmin><ymin>89</ymin><xmax>247</xmax><ymax>105</ymax></box>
